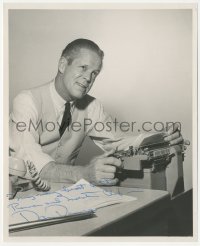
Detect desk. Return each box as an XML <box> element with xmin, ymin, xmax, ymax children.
<box><xmin>10</xmin><ymin>183</ymin><xmax>171</xmax><ymax>236</ymax></box>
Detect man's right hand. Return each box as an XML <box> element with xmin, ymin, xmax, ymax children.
<box><xmin>39</xmin><ymin>150</ymin><xmax>122</xmax><ymax>186</ymax></box>
<box><xmin>82</xmin><ymin>150</ymin><xmax>122</xmax><ymax>186</ymax></box>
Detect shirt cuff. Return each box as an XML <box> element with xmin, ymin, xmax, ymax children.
<box><xmin>11</xmin><ymin>147</ymin><xmax>55</xmax><ymax>175</ymax></box>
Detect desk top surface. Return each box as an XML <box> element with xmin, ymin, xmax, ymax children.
<box><xmin>10</xmin><ymin>183</ymin><xmax>170</xmax><ymax>237</ymax></box>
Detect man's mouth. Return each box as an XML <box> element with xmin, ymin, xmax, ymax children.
<box><xmin>76</xmin><ymin>82</ymin><xmax>87</xmax><ymax>90</ymax></box>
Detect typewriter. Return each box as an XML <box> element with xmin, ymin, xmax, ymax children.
<box><xmin>112</xmin><ymin>132</ymin><xmax>190</xmax><ymax>197</ymax></box>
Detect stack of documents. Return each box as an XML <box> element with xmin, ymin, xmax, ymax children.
<box><xmin>8</xmin><ymin>179</ymin><xmax>136</xmax><ymax>232</ymax></box>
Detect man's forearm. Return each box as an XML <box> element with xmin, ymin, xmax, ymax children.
<box><xmin>40</xmin><ymin>161</ymin><xmax>87</xmax><ymax>183</ymax></box>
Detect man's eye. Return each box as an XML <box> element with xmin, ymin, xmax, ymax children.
<box><xmin>80</xmin><ymin>66</ymin><xmax>87</xmax><ymax>71</ymax></box>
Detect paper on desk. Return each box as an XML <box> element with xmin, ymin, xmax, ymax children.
<box><xmin>8</xmin><ymin>179</ymin><xmax>136</xmax><ymax>226</ymax></box>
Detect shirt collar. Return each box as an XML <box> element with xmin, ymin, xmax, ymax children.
<box><xmin>50</xmin><ymin>80</ymin><xmax>66</xmax><ymax>111</ymax></box>
<box><xmin>50</xmin><ymin>80</ymin><xmax>76</xmax><ymax>114</ymax></box>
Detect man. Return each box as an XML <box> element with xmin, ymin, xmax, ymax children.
<box><xmin>9</xmin><ymin>38</ymin><xmax>183</xmax><ymax>186</ymax></box>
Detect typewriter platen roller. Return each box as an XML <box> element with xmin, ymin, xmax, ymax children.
<box><xmin>112</xmin><ymin>132</ymin><xmax>190</xmax><ymax>197</ymax></box>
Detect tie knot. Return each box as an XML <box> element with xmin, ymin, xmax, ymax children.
<box><xmin>65</xmin><ymin>102</ymin><xmax>70</xmax><ymax>108</ymax></box>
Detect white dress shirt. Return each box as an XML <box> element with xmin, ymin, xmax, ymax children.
<box><xmin>10</xmin><ymin>80</ymin><xmax>141</xmax><ymax>174</ymax></box>
<box><xmin>9</xmin><ymin>81</ymin><xmax>76</xmax><ymax>172</ymax></box>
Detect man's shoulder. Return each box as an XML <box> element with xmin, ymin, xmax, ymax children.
<box><xmin>14</xmin><ymin>81</ymin><xmax>52</xmax><ymax>98</ymax></box>
<box><xmin>13</xmin><ymin>90</ymin><xmax>33</xmax><ymax>105</ymax></box>
<box><xmin>30</xmin><ymin>81</ymin><xmax>52</xmax><ymax>93</ymax></box>
<box><xmin>13</xmin><ymin>81</ymin><xmax>52</xmax><ymax>115</ymax></box>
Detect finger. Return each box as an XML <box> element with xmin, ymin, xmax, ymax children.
<box><xmin>101</xmin><ymin>149</ymin><xmax>116</xmax><ymax>158</ymax></box>
<box><xmin>102</xmin><ymin>144</ymin><xmax>114</xmax><ymax>151</ymax></box>
<box><xmin>164</xmin><ymin>131</ymin><xmax>180</xmax><ymax>142</ymax></box>
<box><xmin>101</xmin><ymin>172</ymin><xmax>115</xmax><ymax>179</ymax></box>
<box><xmin>102</xmin><ymin>138</ymin><xmax>124</xmax><ymax>151</ymax></box>
<box><xmin>116</xmin><ymin>142</ymin><xmax>131</xmax><ymax>151</ymax></box>
<box><xmin>166</xmin><ymin>123</ymin><xmax>180</xmax><ymax>135</ymax></box>
<box><xmin>169</xmin><ymin>136</ymin><xmax>183</xmax><ymax>146</ymax></box>
<box><xmin>102</xmin><ymin>138</ymin><xmax>123</xmax><ymax>144</ymax></box>
<box><xmin>102</xmin><ymin>156</ymin><xmax>122</xmax><ymax>167</ymax></box>
<box><xmin>98</xmin><ymin>178</ymin><xmax>119</xmax><ymax>186</ymax></box>
<box><xmin>101</xmin><ymin>165</ymin><xmax>116</xmax><ymax>173</ymax></box>
<box><xmin>107</xmin><ymin>178</ymin><xmax>119</xmax><ymax>186</ymax></box>
<box><xmin>96</xmin><ymin>149</ymin><xmax>116</xmax><ymax>159</ymax></box>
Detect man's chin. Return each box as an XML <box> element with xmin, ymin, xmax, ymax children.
<box><xmin>71</xmin><ymin>91</ymin><xmax>87</xmax><ymax>100</ymax></box>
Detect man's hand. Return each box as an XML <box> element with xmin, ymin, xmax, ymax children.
<box><xmin>102</xmin><ymin>136</ymin><xmax>138</xmax><ymax>151</ymax></box>
<box><xmin>82</xmin><ymin>150</ymin><xmax>122</xmax><ymax>186</ymax></box>
<box><xmin>164</xmin><ymin>123</ymin><xmax>183</xmax><ymax>145</ymax></box>
<box><xmin>102</xmin><ymin>123</ymin><xmax>184</xmax><ymax>152</ymax></box>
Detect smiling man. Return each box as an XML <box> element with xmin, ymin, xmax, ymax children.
<box><xmin>9</xmin><ymin>38</ymin><xmax>183</xmax><ymax>186</ymax></box>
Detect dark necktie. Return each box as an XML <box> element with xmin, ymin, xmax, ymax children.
<box><xmin>59</xmin><ymin>102</ymin><xmax>71</xmax><ymax>137</ymax></box>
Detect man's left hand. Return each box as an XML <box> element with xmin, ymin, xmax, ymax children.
<box><xmin>164</xmin><ymin>123</ymin><xmax>183</xmax><ymax>145</ymax></box>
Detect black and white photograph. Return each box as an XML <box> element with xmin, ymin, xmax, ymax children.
<box><xmin>3</xmin><ymin>2</ymin><xmax>197</xmax><ymax>241</ymax></box>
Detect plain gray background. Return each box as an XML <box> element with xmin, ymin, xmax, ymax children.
<box><xmin>9</xmin><ymin>9</ymin><xmax>192</xmax><ymax>190</ymax></box>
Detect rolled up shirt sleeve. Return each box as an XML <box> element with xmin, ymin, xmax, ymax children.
<box><xmin>9</xmin><ymin>91</ymin><xmax>54</xmax><ymax>173</ymax></box>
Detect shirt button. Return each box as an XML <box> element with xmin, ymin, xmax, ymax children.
<box><xmin>58</xmin><ymin>143</ymin><xmax>62</xmax><ymax>147</ymax></box>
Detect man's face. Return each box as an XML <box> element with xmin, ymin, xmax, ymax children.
<box><xmin>61</xmin><ymin>48</ymin><xmax>102</xmax><ymax>100</ymax></box>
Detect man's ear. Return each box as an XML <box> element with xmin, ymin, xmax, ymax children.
<box><xmin>58</xmin><ymin>56</ymin><xmax>68</xmax><ymax>74</ymax></box>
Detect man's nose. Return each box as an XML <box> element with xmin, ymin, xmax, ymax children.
<box><xmin>83</xmin><ymin>72</ymin><xmax>92</xmax><ymax>83</ymax></box>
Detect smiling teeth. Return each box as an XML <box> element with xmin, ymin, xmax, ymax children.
<box><xmin>78</xmin><ymin>83</ymin><xmax>86</xmax><ymax>88</ymax></box>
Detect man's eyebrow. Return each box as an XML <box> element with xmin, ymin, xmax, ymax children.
<box><xmin>79</xmin><ymin>64</ymin><xmax>88</xmax><ymax>67</ymax></box>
